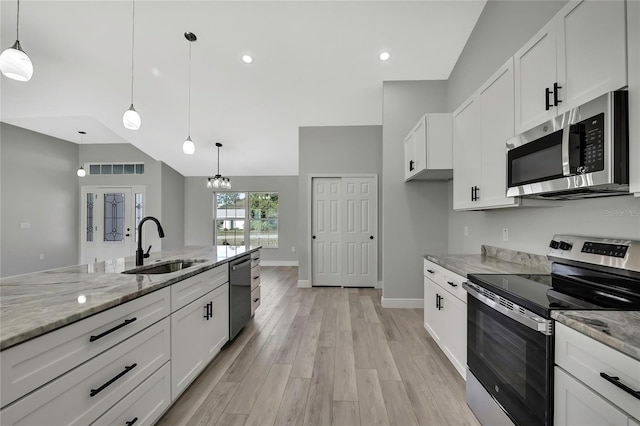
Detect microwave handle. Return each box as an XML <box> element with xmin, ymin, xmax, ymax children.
<box><xmin>561</xmin><ymin>125</ymin><xmax>572</xmax><ymax>176</ymax></box>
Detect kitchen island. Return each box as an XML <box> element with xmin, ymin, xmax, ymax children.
<box><xmin>0</xmin><ymin>245</ymin><xmax>260</xmax><ymax>425</ymax></box>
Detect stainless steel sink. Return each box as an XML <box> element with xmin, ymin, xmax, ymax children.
<box><xmin>122</xmin><ymin>259</ymin><xmax>206</xmax><ymax>275</ymax></box>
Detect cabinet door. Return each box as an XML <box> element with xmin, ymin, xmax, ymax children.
<box><xmin>554</xmin><ymin>367</ymin><xmax>628</xmax><ymax>426</ymax></box>
<box><xmin>442</xmin><ymin>292</ymin><xmax>466</xmax><ymax>380</ymax></box>
<box><xmin>423</xmin><ymin>278</ymin><xmax>444</xmax><ymax>347</ymax></box>
<box><xmin>404</xmin><ymin>130</ymin><xmax>417</xmax><ymax>181</ymax></box>
<box><xmin>426</xmin><ymin>113</ymin><xmax>453</xmax><ymax>170</ymax></box>
<box><xmin>170</xmin><ymin>296</ymin><xmax>208</xmax><ymax>400</ymax></box>
<box><xmin>203</xmin><ymin>283</ymin><xmax>229</xmax><ymax>364</ymax></box>
<box><xmin>453</xmin><ymin>95</ymin><xmax>482</xmax><ymax>210</ymax></box>
<box><xmin>514</xmin><ymin>20</ymin><xmax>557</xmax><ymax>133</ymax></box>
<box><xmin>557</xmin><ymin>0</ymin><xmax>627</xmax><ymax>113</ymax></box>
<box><xmin>478</xmin><ymin>58</ymin><xmax>519</xmax><ymax>209</ymax></box>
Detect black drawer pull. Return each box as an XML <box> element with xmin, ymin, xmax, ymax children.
<box><xmin>447</xmin><ymin>281</ymin><xmax>458</xmax><ymax>287</ymax></box>
<box><xmin>426</xmin><ymin>269</ymin><xmax>435</xmax><ymax>274</ymax></box>
<box><xmin>90</xmin><ymin>363</ymin><xmax>137</xmax><ymax>397</ymax></box>
<box><xmin>126</xmin><ymin>417</ymin><xmax>138</xmax><ymax>426</ymax></box>
<box><xmin>600</xmin><ymin>372</ymin><xmax>640</xmax><ymax>399</ymax></box>
<box><xmin>90</xmin><ymin>318</ymin><xmax>137</xmax><ymax>342</ymax></box>
<box><xmin>253</xmin><ymin>298</ymin><xmax>260</xmax><ymax>303</ymax></box>
<box><xmin>253</xmin><ymin>276</ymin><xmax>260</xmax><ymax>280</ymax></box>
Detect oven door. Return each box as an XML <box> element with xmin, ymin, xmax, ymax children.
<box><xmin>465</xmin><ymin>289</ymin><xmax>553</xmax><ymax>426</ymax></box>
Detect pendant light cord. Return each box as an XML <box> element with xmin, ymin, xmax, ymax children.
<box><xmin>16</xmin><ymin>0</ymin><xmax>20</xmax><ymax>40</ymax></box>
<box><xmin>188</xmin><ymin>41</ymin><xmax>192</xmax><ymax>136</ymax></box>
<box><xmin>130</xmin><ymin>0</ymin><xmax>136</xmax><ymax>103</ymax></box>
<box><xmin>217</xmin><ymin>145</ymin><xmax>220</xmax><ymax>174</ymax></box>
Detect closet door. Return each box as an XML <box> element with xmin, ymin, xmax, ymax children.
<box><xmin>312</xmin><ymin>178</ymin><xmax>341</xmax><ymax>286</ymax></box>
<box><xmin>341</xmin><ymin>177</ymin><xmax>377</xmax><ymax>288</ymax></box>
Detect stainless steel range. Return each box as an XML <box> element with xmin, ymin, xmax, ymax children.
<box><xmin>463</xmin><ymin>235</ymin><xmax>640</xmax><ymax>426</ymax></box>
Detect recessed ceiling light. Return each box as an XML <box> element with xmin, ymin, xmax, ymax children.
<box><xmin>379</xmin><ymin>52</ymin><xmax>391</xmax><ymax>62</ymax></box>
<box><xmin>241</xmin><ymin>55</ymin><xmax>254</xmax><ymax>64</ymax></box>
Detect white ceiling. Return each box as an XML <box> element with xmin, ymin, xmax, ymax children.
<box><xmin>1</xmin><ymin>0</ymin><xmax>486</xmax><ymax>177</ymax></box>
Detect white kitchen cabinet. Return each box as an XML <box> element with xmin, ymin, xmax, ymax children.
<box><xmin>170</xmin><ymin>282</ymin><xmax>229</xmax><ymax>400</ymax></box>
<box><xmin>515</xmin><ymin>0</ymin><xmax>627</xmax><ymax>134</ymax></box>
<box><xmin>628</xmin><ymin>0</ymin><xmax>640</xmax><ymax>196</ymax></box>
<box><xmin>423</xmin><ymin>259</ymin><xmax>467</xmax><ymax>379</ymax></box>
<box><xmin>404</xmin><ymin>113</ymin><xmax>453</xmax><ymax>181</ymax></box>
<box><xmin>251</xmin><ymin>250</ymin><xmax>261</xmax><ymax>316</ymax></box>
<box><xmin>453</xmin><ymin>58</ymin><xmax>519</xmax><ymax>210</ymax></box>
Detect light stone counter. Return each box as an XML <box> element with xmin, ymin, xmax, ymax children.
<box><xmin>0</xmin><ymin>245</ymin><xmax>259</xmax><ymax>350</ymax></box>
<box><xmin>551</xmin><ymin>310</ymin><xmax>640</xmax><ymax>362</ymax></box>
<box><xmin>425</xmin><ymin>245</ymin><xmax>552</xmax><ymax>277</ymax></box>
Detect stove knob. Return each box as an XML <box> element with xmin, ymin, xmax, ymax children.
<box><xmin>559</xmin><ymin>241</ymin><xmax>573</xmax><ymax>251</ymax></box>
<box><xmin>549</xmin><ymin>240</ymin><xmax>560</xmax><ymax>249</ymax></box>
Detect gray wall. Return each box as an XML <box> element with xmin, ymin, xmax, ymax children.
<box><xmin>1</xmin><ymin>123</ymin><xmax>79</xmax><ymax>277</ymax></box>
<box><xmin>298</xmin><ymin>125</ymin><xmax>383</xmax><ymax>283</ymax></box>
<box><xmin>161</xmin><ymin>163</ymin><xmax>185</xmax><ymax>250</ymax></box>
<box><xmin>184</xmin><ymin>175</ymin><xmax>299</xmax><ymax>263</ymax></box>
<box><xmin>446</xmin><ymin>0</ymin><xmax>640</xmax><ymax>255</ymax></box>
<box><xmin>447</xmin><ymin>0</ymin><xmax>567</xmax><ymax>112</ymax></box>
<box><xmin>382</xmin><ymin>81</ymin><xmax>450</xmax><ymax>300</ymax></box>
<box><xmin>80</xmin><ymin>144</ymin><xmax>164</xmax><ymax>252</ymax></box>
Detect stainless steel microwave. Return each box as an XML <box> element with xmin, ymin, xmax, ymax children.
<box><xmin>506</xmin><ymin>91</ymin><xmax>629</xmax><ymax>200</ymax></box>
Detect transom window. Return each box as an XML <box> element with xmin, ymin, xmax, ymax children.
<box><xmin>214</xmin><ymin>192</ymin><xmax>278</xmax><ymax>248</ymax></box>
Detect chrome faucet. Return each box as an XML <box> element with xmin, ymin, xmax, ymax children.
<box><xmin>136</xmin><ymin>216</ymin><xmax>165</xmax><ymax>266</ymax></box>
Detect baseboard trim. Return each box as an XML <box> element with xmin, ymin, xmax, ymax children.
<box><xmin>260</xmin><ymin>260</ymin><xmax>299</xmax><ymax>267</ymax></box>
<box><xmin>377</xmin><ymin>280</ymin><xmax>383</xmax><ymax>289</ymax></box>
<box><xmin>381</xmin><ymin>297</ymin><xmax>423</xmax><ymax>309</ymax></box>
<box><xmin>297</xmin><ymin>280</ymin><xmax>311</xmax><ymax>288</ymax></box>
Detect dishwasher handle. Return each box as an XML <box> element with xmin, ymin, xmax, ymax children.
<box><xmin>231</xmin><ymin>258</ymin><xmax>252</xmax><ymax>271</ymax></box>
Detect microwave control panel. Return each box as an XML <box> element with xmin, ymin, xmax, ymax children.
<box><xmin>570</xmin><ymin>113</ymin><xmax>604</xmax><ymax>174</ymax></box>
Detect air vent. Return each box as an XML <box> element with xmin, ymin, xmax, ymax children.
<box><xmin>518</xmin><ymin>307</ymin><xmax>526</xmax><ymax>315</ymax></box>
<box><xmin>481</xmin><ymin>288</ymin><xmax>495</xmax><ymax>301</ymax></box>
<box><xmin>499</xmin><ymin>298</ymin><xmax>514</xmax><ymax>311</ymax></box>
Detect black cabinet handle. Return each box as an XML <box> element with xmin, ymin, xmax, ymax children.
<box><xmin>204</xmin><ymin>303</ymin><xmax>210</xmax><ymax>320</ymax></box>
<box><xmin>474</xmin><ymin>186</ymin><xmax>480</xmax><ymax>201</ymax></box>
<box><xmin>553</xmin><ymin>82</ymin><xmax>562</xmax><ymax>106</ymax></box>
<box><xmin>90</xmin><ymin>318</ymin><xmax>137</xmax><ymax>342</ymax></box>
<box><xmin>470</xmin><ymin>186</ymin><xmax>474</xmax><ymax>201</ymax></box>
<box><xmin>253</xmin><ymin>298</ymin><xmax>260</xmax><ymax>303</ymax></box>
<box><xmin>447</xmin><ymin>281</ymin><xmax>458</xmax><ymax>288</ymax></box>
<box><xmin>90</xmin><ymin>363</ymin><xmax>137</xmax><ymax>397</ymax></box>
<box><xmin>435</xmin><ymin>294</ymin><xmax>439</xmax><ymax>309</ymax></box>
<box><xmin>545</xmin><ymin>87</ymin><xmax>553</xmax><ymax>110</ymax></box>
<box><xmin>126</xmin><ymin>417</ymin><xmax>138</xmax><ymax>426</ymax></box>
<box><xmin>600</xmin><ymin>373</ymin><xmax>640</xmax><ymax>399</ymax></box>
<box><xmin>409</xmin><ymin>160</ymin><xmax>415</xmax><ymax>171</ymax></box>
<box><xmin>209</xmin><ymin>301</ymin><xmax>213</xmax><ymax>319</ymax></box>
<box><xmin>253</xmin><ymin>276</ymin><xmax>260</xmax><ymax>280</ymax></box>
<box><xmin>427</xmin><ymin>269</ymin><xmax>435</xmax><ymax>274</ymax></box>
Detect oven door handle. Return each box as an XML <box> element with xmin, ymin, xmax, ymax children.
<box><xmin>463</xmin><ymin>282</ymin><xmax>553</xmax><ymax>335</ymax></box>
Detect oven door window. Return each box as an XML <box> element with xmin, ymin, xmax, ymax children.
<box><xmin>467</xmin><ymin>296</ymin><xmax>551</xmax><ymax>426</ymax></box>
<box><xmin>508</xmin><ymin>129</ymin><xmax>564</xmax><ymax>188</ymax></box>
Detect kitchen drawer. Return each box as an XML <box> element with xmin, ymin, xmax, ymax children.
<box><xmin>251</xmin><ymin>257</ymin><xmax>260</xmax><ymax>269</ymax></box>
<box><xmin>171</xmin><ymin>263</ymin><xmax>228</xmax><ymax>312</ymax></box>
<box><xmin>0</xmin><ymin>287</ymin><xmax>170</xmax><ymax>408</ymax></box>
<box><xmin>92</xmin><ymin>362</ymin><xmax>171</xmax><ymax>426</ymax></box>
<box><xmin>424</xmin><ymin>259</ymin><xmax>467</xmax><ymax>303</ymax></box>
<box><xmin>251</xmin><ymin>286</ymin><xmax>261</xmax><ymax>317</ymax></box>
<box><xmin>555</xmin><ymin>322</ymin><xmax>640</xmax><ymax>420</ymax></box>
<box><xmin>251</xmin><ymin>250</ymin><xmax>260</xmax><ymax>261</ymax></box>
<box><xmin>0</xmin><ymin>317</ymin><xmax>170</xmax><ymax>426</ymax></box>
<box><xmin>251</xmin><ymin>265</ymin><xmax>261</xmax><ymax>291</ymax></box>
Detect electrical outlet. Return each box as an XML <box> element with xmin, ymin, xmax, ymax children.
<box><xmin>20</xmin><ymin>222</ymin><xmax>31</xmax><ymax>229</ymax></box>
<box><xmin>291</xmin><ymin>246</ymin><xmax>296</xmax><ymax>253</ymax></box>
<box><xmin>502</xmin><ymin>228</ymin><xmax>509</xmax><ymax>241</ymax></box>
<box><xmin>464</xmin><ymin>226</ymin><xmax>469</xmax><ymax>237</ymax></box>
<box><xmin>39</xmin><ymin>253</ymin><xmax>45</xmax><ymax>260</ymax></box>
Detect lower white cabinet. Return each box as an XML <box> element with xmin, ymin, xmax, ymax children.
<box><xmin>170</xmin><ymin>282</ymin><xmax>229</xmax><ymax>400</ymax></box>
<box><xmin>0</xmin><ymin>318</ymin><xmax>170</xmax><ymax>426</ymax></box>
<box><xmin>423</xmin><ymin>260</ymin><xmax>467</xmax><ymax>379</ymax></box>
<box><xmin>93</xmin><ymin>361</ymin><xmax>171</xmax><ymax>426</ymax></box>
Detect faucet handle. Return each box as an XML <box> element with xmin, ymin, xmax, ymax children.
<box><xmin>143</xmin><ymin>245</ymin><xmax>152</xmax><ymax>258</ymax></box>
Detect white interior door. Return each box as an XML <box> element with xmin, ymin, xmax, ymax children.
<box><xmin>80</xmin><ymin>187</ymin><xmax>139</xmax><ymax>264</ymax></box>
<box><xmin>312</xmin><ymin>178</ymin><xmax>341</xmax><ymax>286</ymax></box>
<box><xmin>341</xmin><ymin>177</ymin><xmax>377</xmax><ymax>287</ymax></box>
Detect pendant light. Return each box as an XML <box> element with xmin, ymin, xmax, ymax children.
<box><xmin>0</xmin><ymin>0</ymin><xmax>33</xmax><ymax>81</ymax></box>
<box><xmin>77</xmin><ymin>131</ymin><xmax>87</xmax><ymax>177</ymax></box>
<box><xmin>182</xmin><ymin>32</ymin><xmax>197</xmax><ymax>155</ymax></box>
<box><xmin>207</xmin><ymin>143</ymin><xmax>231</xmax><ymax>189</ymax></box>
<box><xmin>122</xmin><ymin>0</ymin><xmax>141</xmax><ymax>130</ymax></box>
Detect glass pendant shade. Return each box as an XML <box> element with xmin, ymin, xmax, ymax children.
<box><xmin>183</xmin><ymin>136</ymin><xmax>195</xmax><ymax>155</ymax></box>
<box><xmin>0</xmin><ymin>41</ymin><xmax>33</xmax><ymax>81</ymax></box>
<box><xmin>77</xmin><ymin>166</ymin><xmax>87</xmax><ymax>177</ymax></box>
<box><xmin>207</xmin><ymin>176</ymin><xmax>231</xmax><ymax>189</ymax></box>
<box><xmin>122</xmin><ymin>104</ymin><xmax>141</xmax><ymax>130</ymax></box>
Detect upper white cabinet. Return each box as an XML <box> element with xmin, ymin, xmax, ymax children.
<box><xmin>628</xmin><ymin>0</ymin><xmax>640</xmax><ymax>196</ymax></box>
<box><xmin>515</xmin><ymin>0</ymin><xmax>627</xmax><ymax>134</ymax></box>
<box><xmin>453</xmin><ymin>58</ymin><xmax>519</xmax><ymax>211</ymax></box>
<box><xmin>404</xmin><ymin>113</ymin><xmax>453</xmax><ymax>181</ymax></box>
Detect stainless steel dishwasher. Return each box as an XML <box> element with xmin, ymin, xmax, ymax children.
<box><xmin>229</xmin><ymin>255</ymin><xmax>252</xmax><ymax>340</ymax></box>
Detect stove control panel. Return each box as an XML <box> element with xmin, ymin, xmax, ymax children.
<box><xmin>581</xmin><ymin>241</ymin><xmax>628</xmax><ymax>258</ymax></box>
<box><xmin>549</xmin><ymin>240</ymin><xmax>573</xmax><ymax>251</ymax></box>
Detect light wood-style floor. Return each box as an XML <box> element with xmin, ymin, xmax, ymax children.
<box><xmin>157</xmin><ymin>266</ymin><xmax>480</xmax><ymax>426</ymax></box>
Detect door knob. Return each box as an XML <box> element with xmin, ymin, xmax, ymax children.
<box><xmin>312</xmin><ymin>236</ymin><xmax>316</xmax><ymax>239</ymax></box>
<box><xmin>370</xmin><ymin>236</ymin><xmax>374</xmax><ymax>240</ymax></box>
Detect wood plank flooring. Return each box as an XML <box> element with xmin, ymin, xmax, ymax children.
<box><xmin>156</xmin><ymin>266</ymin><xmax>479</xmax><ymax>426</ymax></box>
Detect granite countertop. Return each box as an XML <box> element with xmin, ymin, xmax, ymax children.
<box><xmin>425</xmin><ymin>245</ymin><xmax>552</xmax><ymax>277</ymax></box>
<box><xmin>0</xmin><ymin>245</ymin><xmax>260</xmax><ymax>351</ymax></box>
<box><xmin>552</xmin><ymin>310</ymin><xmax>640</xmax><ymax>362</ymax></box>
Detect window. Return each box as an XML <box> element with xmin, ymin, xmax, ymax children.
<box><xmin>214</xmin><ymin>192</ymin><xmax>278</xmax><ymax>248</ymax></box>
